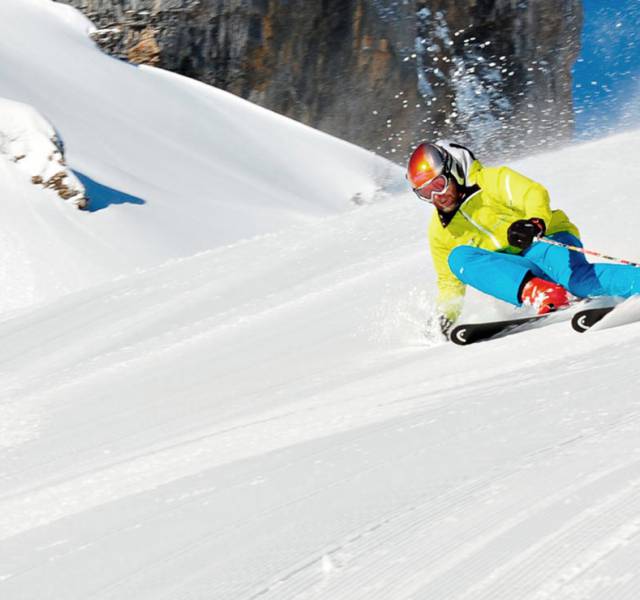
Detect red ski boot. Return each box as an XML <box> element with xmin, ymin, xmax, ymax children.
<box><xmin>520</xmin><ymin>277</ymin><xmax>570</xmax><ymax>315</ymax></box>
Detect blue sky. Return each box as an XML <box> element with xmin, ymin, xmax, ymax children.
<box><xmin>573</xmin><ymin>0</ymin><xmax>640</xmax><ymax>138</ymax></box>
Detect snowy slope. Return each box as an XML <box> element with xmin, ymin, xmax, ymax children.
<box><xmin>1</xmin><ymin>1</ymin><xmax>640</xmax><ymax>599</ymax></box>
<box><xmin>1</xmin><ymin>130</ymin><xmax>640</xmax><ymax>599</ymax></box>
<box><xmin>0</xmin><ymin>0</ymin><xmax>395</xmax><ymax>311</ymax></box>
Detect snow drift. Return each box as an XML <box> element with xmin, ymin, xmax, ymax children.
<box><xmin>0</xmin><ymin>0</ymin><xmax>397</xmax><ymax>310</ymax></box>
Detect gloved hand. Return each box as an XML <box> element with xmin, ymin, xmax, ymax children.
<box><xmin>507</xmin><ymin>218</ymin><xmax>546</xmax><ymax>250</ymax></box>
<box><xmin>438</xmin><ymin>314</ymin><xmax>454</xmax><ymax>340</ymax></box>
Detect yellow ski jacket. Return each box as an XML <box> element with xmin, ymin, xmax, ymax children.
<box><xmin>429</xmin><ymin>159</ymin><xmax>580</xmax><ymax>321</ymax></box>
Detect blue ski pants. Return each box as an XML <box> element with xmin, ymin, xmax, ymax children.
<box><xmin>448</xmin><ymin>232</ymin><xmax>640</xmax><ymax>306</ymax></box>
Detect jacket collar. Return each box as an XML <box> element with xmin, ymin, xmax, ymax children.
<box><xmin>437</xmin><ymin>184</ymin><xmax>481</xmax><ymax>227</ymax></box>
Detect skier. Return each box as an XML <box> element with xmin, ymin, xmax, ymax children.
<box><xmin>407</xmin><ymin>141</ymin><xmax>640</xmax><ymax>339</ymax></box>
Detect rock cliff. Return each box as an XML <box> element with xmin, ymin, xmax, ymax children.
<box><xmin>55</xmin><ymin>0</ymin><xmax>582</xmax><ymax>160</ymax></box>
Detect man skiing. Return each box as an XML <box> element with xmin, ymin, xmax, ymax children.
<box><xmin>406</xmin><ymin>141</ymin><xmax>640</xmax><ymax>339</ymax></box>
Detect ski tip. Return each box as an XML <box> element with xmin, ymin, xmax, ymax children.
<box><xmin>450</xmin><ymin>325</ymin><xmax>470</xmax><ymax>345</ymax></box>
<box><xmin>571</xmin><ymin>312</ymin><xmax>592</xmax><ymax>333</ymax></box>
<box><xmin>571</xmin><ymin>306</ymin><xmax>616</xmax><ymax>333</ymax></box>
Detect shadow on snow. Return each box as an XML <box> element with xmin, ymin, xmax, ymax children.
<box><xmin>73</xmin><ymin>171</ymin><xmax>146</xmax><ymax>212</ymax></box>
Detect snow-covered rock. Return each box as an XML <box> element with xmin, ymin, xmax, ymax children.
<box><xmin>0</xmin><ymin>97</ymin><xmax>87</xmax><ymax>208</ymax></box>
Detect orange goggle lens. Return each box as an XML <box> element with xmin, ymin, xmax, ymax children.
<box><xmin>414</xmin><ymin>174</ymin><xmax>449</xmax><ymax>202</ymax></box>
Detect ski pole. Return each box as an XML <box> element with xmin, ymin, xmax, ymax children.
<box><xmin>535</xmin><ymin>237</ymin><xmax>640</xmax><ymax>268</ymax></box>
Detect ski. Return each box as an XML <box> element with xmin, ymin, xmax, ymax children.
<box><xmin>571</xmin><ymin>306</ymin><xmax>616</xmax><ymax>333</ymax></box>
<box><xmin>450</xmin><ymin>314</ymin><xmax>549</xmax><ymax>346</ymax></box>
<box><xmin>450</xmin><ymin>298</ymin><xmax>596</xmax><ymax>345</ymax></box>
<box><xmin>449</xmin><ymin>298</ymin><xmax>621</xmax><ymax>345</ymax></box>
<box><xmin>571</xmin><ymin>296</ymin><xmax>640</xmax><ymax>333</ymax></box>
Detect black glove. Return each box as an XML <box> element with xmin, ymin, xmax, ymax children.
<box><xmin>439</xmin><ymin>314</ymin><xmax>454</xmax><ymax>340</ymax></box>
<box><xmin>507</xmin><ymin>218</ymin><xmax>546</xmax><ymax>250</ymax></box>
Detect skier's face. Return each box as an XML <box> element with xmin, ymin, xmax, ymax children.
<box><xmin>431</xmin><ymin>176</ymin><xmax>461</xmax><ymax>213</ymax></box>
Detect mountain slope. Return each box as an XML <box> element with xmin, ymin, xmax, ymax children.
<box><xmin>1</xmin><ymin>1</ymin><xmax>640</xmax><ymax>599</ymax></box>
<box><xmin>2</xmin><ymin>129</ymin><xmax>640</xmax><ymax>598</ymax></box>
<box><xmin>0</xmin><ymin>0</ymin><xmax>395</xmax><ymax>310</ymax></box>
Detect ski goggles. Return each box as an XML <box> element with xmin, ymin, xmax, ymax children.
<box><xmin>413</xmin><ymin>173</ymin><xmax>450</xmax><ymax>203</ymax></box>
